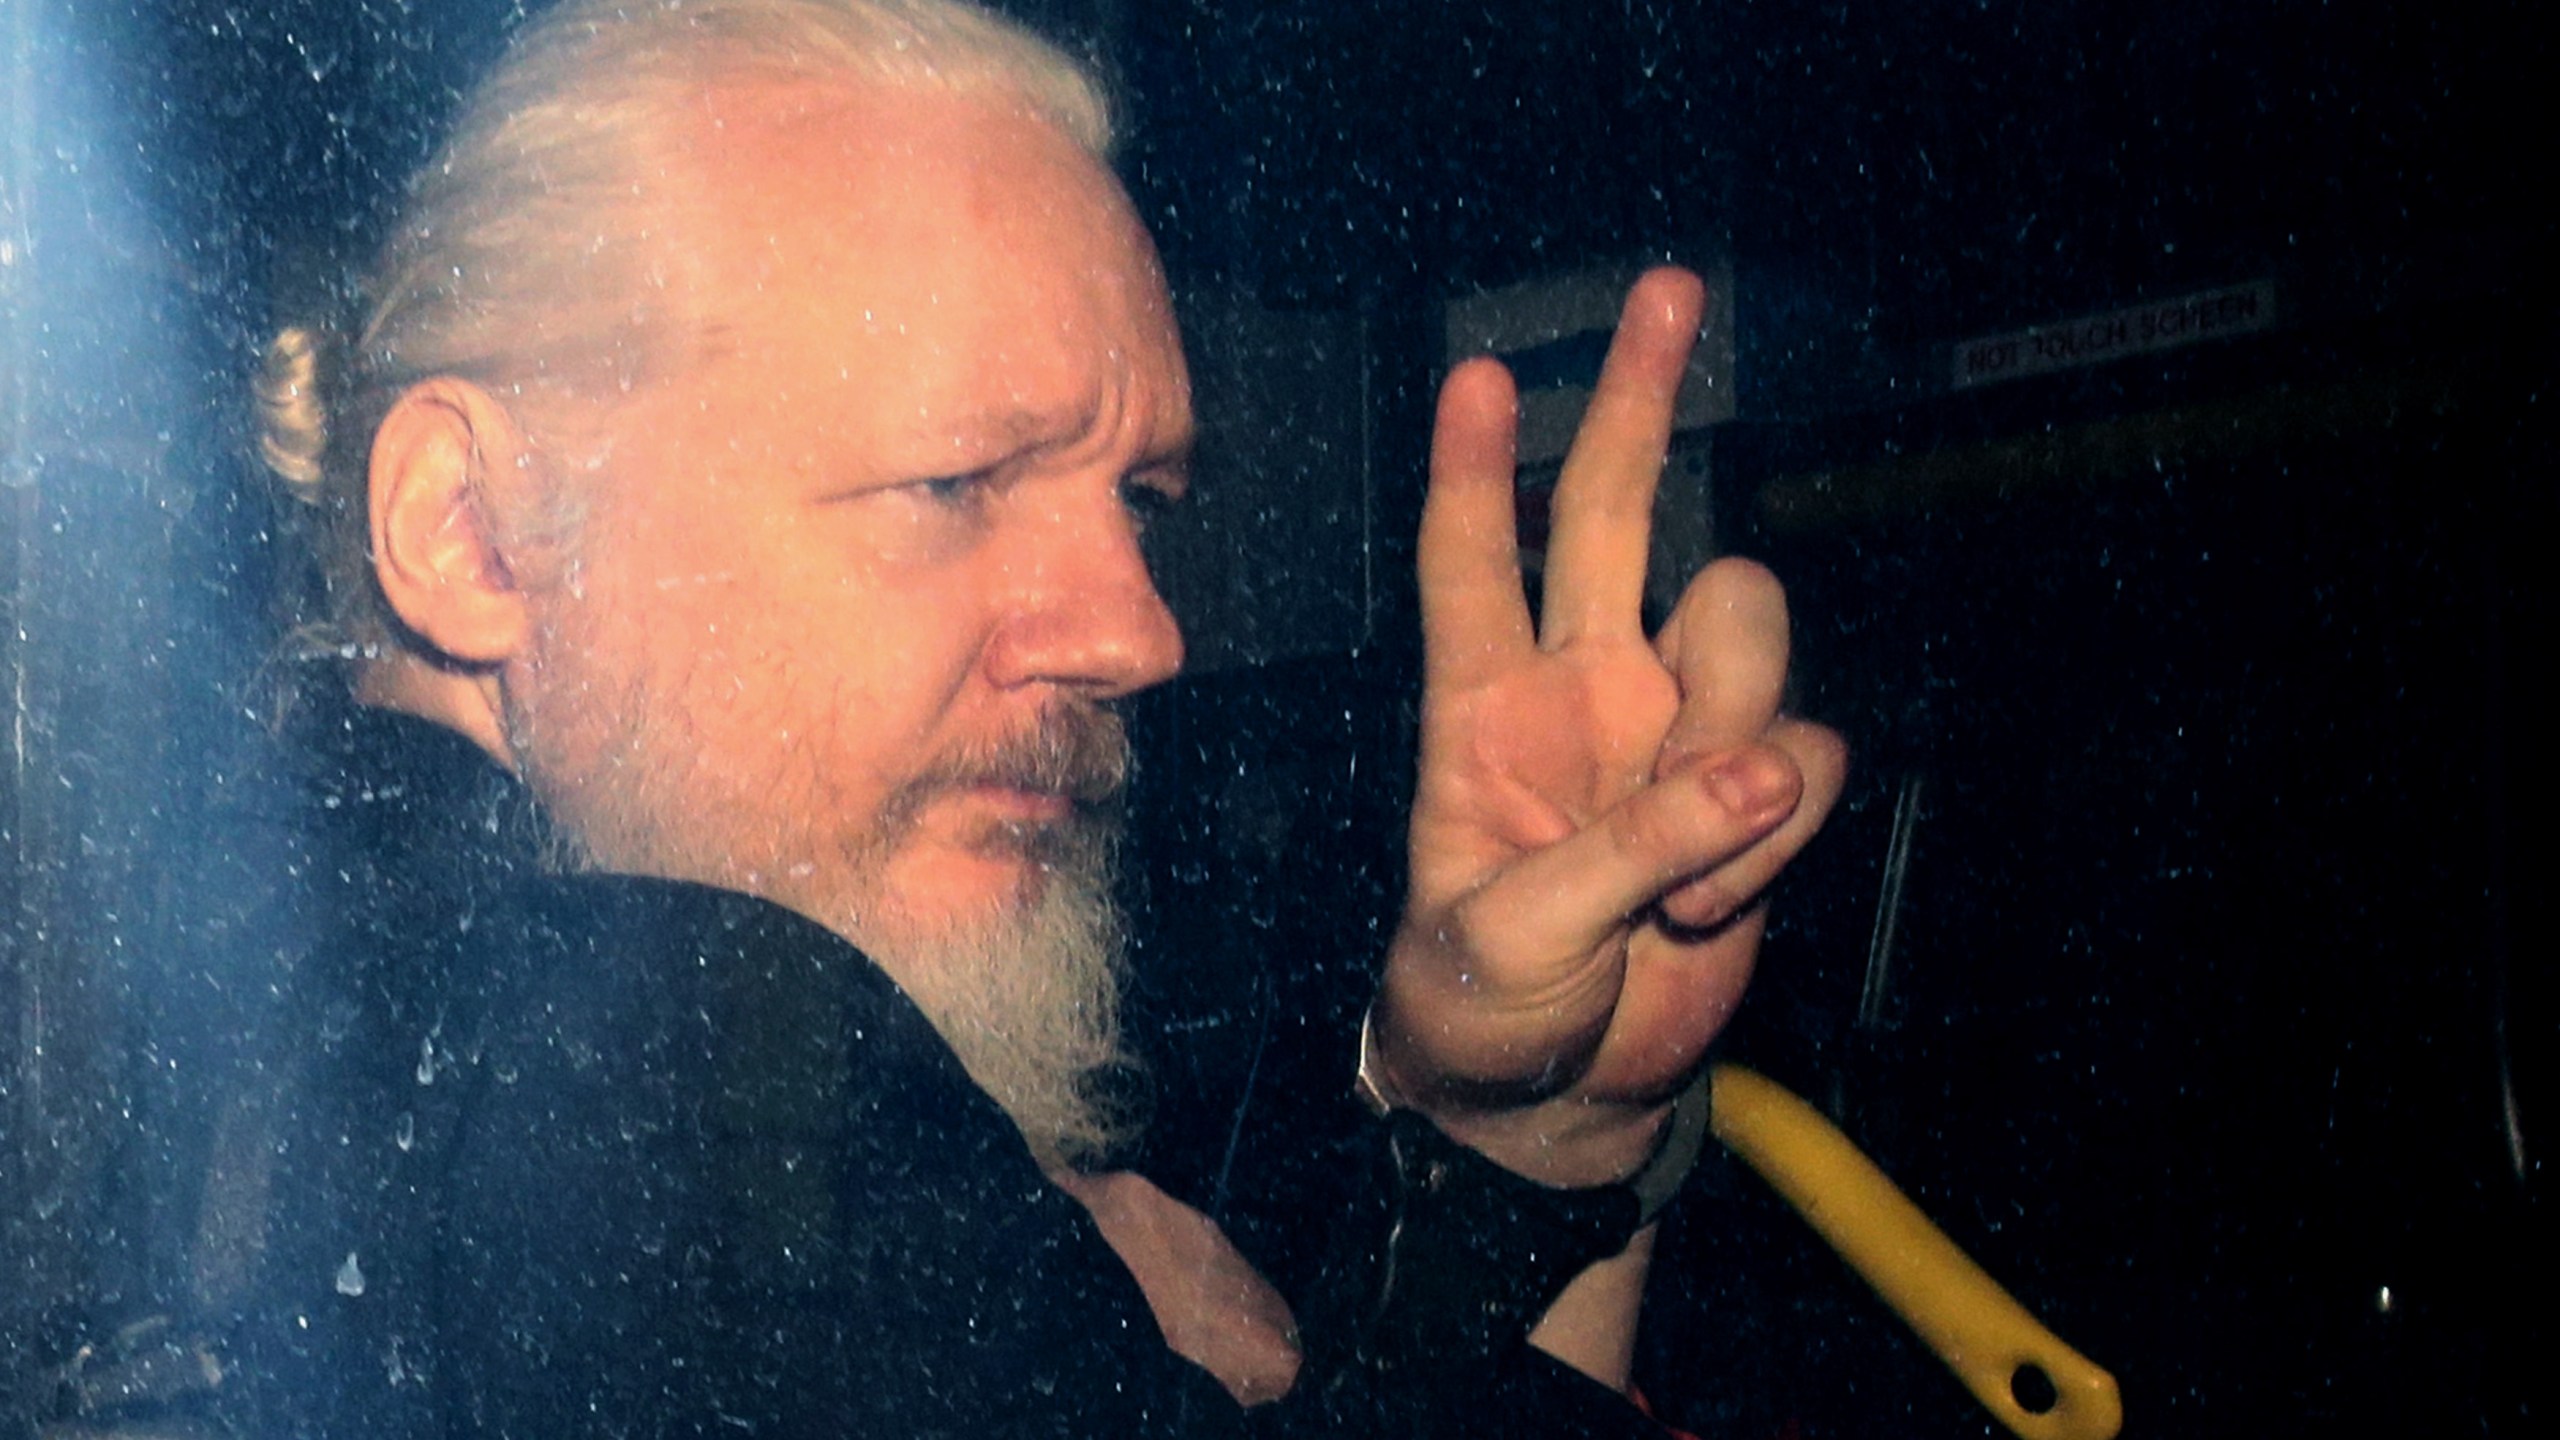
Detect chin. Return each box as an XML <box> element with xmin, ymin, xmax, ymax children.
<box><xmin>930</xmin><ymin>857</ymin><xmax>1060</xmax><ymax>921</ymax></box>
<box><xmin>842</xmin><ymin>850</ymin><xmax>1042</xmax><ymax>944</ymax></box>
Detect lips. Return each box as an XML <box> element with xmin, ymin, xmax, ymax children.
<box><xmin>921</xmin><ymin>706</ymin><xmax>1130</xmax><ymax>806</ymax></box>
<box><xmin>962</xmin><ymin>783</ymin><xmax>1079</xmax><ymax>824</ymax></box>
<box><xmin>876</xmin><ymin>704</ymin><xmax>1132</xmax><ymax>847</ymax></box>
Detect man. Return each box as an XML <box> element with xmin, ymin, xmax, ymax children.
<box><xmin>191</xmin><ymin>0</ymin><xmax>1843</xmax><ymax>1433</ymax></box>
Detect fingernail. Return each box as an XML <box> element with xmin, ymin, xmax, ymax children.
<box><xmin>1706</xmin><ymin>750</ymin><xmax>1796</xmax><ymax>826</ymax></box>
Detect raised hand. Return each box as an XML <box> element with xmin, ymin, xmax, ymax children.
<box><xmin>1373</xmin><ymin>268</ymin><xmax>1846</xmax><ymax>1189</ymax></box>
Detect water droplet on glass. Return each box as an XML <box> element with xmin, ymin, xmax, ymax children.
<box><xmin>335</xmin><ymin>1252</ymin><xmax>366</xmax><ymax>1297</ymax></box>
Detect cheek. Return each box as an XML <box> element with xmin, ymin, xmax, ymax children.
<box><xmin>709</xmin><ymin>576</ymin><xmax>996</xmax><ymax>774</ymax></box>
<box><xmin>568</xmin><ymin>495</ymin><xmax>1003</xmax><ymax>744</ymax></box>
<box><xmin>574</xmin><ymin>502</ymin><xmax>808</xmax><ymax>661</ymax></box>
<box><xmin>759</xmin><ymin>549</ymin><xmax>998</xmax><ymax>689</ymax></box>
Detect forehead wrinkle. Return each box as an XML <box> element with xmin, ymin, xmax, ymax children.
<box><xmin>1031</xmin><ymin>366</ymin><xmax>1182</xmax><ymax>479</ymax></box>
<box><xmin>903</xmin><ymin>353</ymin><xmax>1180</xmax><ymax>476</ymax></box>
<box><xmin>635</xmin><ymin>83</ymin><xmax>1187</xmax><ymax>483</ymax></box>
<box><xmin>905</xmin><ymin>400</ymin><xmax>1089</xmax><ymax>461</ymax></box>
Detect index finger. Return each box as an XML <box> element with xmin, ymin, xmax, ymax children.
<box><xmin>1418</xmin><ymin>356</ymin><xmax>1536</xmax><ymax>684</ymax></box>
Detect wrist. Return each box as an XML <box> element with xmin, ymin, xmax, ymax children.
<box><xmin>1357</xmin><ymin>1006</ymin><xmax>1712</xmax><ymax>1203</ymax></box>
<box><xmin>1528</xmin><ymin>1223</ymin><xmax>1658</xmax><ymax>1393</ymax></box>
<box><xmin>1321</xmin><ymin>1109</ymin><xmax>1644</xmax><ymax>1384</ymax></box>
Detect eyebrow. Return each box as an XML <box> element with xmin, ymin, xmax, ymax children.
<box><xmin>892</xmin><ymin>402</ymin><xmax>1071</xmax><ymax>453</ymax></box>
<box><xmin>1143</xmin><ymin>426</ymin><xmax>1198</xmax><ymax>469</ymax></box>
<box><xmin>908</xmin><ymin>403</ymin><xmax>1194</xmax><ymax>470</ymax></box>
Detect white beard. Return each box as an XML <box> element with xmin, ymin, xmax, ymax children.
<box><xmin>503</xmin><ymin>621</ymin><xmax>1139</xmax><ymax>1171</ymax></box>
<box><xmin>873</xmin><ymin>849</ymin><xmax>1135</xmax><ymax>1171</ymax></box>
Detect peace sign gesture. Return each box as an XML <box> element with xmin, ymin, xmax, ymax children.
<box><xmin>1373</xmin><ymin>268</ymin><xmax>1846</xmax><ymax>1189</ymax></box>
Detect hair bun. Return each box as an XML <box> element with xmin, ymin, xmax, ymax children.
<box><xmin>256</xmin><ymin>325</ymin><xmax>330</xmax><ymax>499</ymax></box>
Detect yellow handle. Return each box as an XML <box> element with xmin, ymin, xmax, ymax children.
<box><xmin>1707</xmin><ymin>1063</ymin><xmax>2123</xmax><ymax>1440</ymax></box>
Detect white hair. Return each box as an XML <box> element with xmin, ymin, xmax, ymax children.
<box><xmin>254</xmin><ymin>2</ymin><xmax>1140</xmax><ymax>1164</ymax></box>
<box><xmin>258</xmin><ymin>0</ymin><xmax>1114</xmax><ymax>657</ymax></box>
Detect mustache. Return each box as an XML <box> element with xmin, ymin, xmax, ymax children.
<box><xmin>902</xmin><ymin>704</ymin><xmax>1133</xmax><ymax>811</ymax></box>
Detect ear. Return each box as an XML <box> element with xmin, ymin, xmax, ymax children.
<box><xmin>367</xmin><ymin>378</ymin><xmax>540</xmax><ymax>666</ymax></box>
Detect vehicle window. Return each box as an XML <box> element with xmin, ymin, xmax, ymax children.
<box><xmin>5</xmin><ymin>3</ymin><xmax>2542</xmax><ymax>1435</ymax></box>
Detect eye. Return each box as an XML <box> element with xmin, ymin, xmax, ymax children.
<box><xmin>916</xmin><ymin>468</ymin><xmax>998</xmax><ymax>508</ymax></box>
<box><xmin>1120</xmin><ymin>469</ymin><xmax>1185</xmax><ymax>532</ymax></box>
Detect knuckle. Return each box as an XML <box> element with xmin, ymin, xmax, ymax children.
<box><xmin>1784</xmin><ymin>721</ymin><xmax>1852</xmax><ymax>792</ymax></box>
<box><xmin>1436</xmin><ymin>901</ymin><xmax>1504</xmax><ymax>972</ymax></box>
<box><xmin>1604</xmin><ymin>789</ymin><xmax>1700</xmax><ymax>880</ymax></box>
<box><xmin>1669</xmin><ymin>878</ymin><xmax>1743</xmax><ymax>933</ymax></box>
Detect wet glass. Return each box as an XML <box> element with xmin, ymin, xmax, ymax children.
<box><xmin>5</xmin><ymin>2</ymin><xmax>2545</xmax><ymax>1435</ymax></box>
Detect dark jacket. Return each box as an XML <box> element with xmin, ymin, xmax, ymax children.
<box><xmin>165</xmin><ymin>708</ymin><xmax>1660</xmax><ymax>1437</ymax></box>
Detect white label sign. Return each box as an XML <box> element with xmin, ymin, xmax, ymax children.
<box><xmin>1952</xmin><ymin>280</ymin><xmax>2277</xmax><ymax>390</ymax></box>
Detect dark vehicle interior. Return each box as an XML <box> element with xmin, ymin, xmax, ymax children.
<box><xmin>7</xmin><ymin>2</ymin><xmax>2548</xmax><ymax>1435</ymax></box>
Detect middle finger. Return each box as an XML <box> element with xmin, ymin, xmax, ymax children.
<box><xmin>1540</xmin><ymin>267</ymin><xmax>1707</xmax><ymax>646</ymax></box>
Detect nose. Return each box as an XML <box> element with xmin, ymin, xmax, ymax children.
<box><xmin>982</xmin><ymin>491</ymin><xmax>1185</xmax><ymax>699</ymax></box>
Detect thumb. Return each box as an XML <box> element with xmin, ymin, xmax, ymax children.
<box><xmin>1452</xmin><ymin>746</ymin><xmax>1802</xmax><ymax>991</ymax></box>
